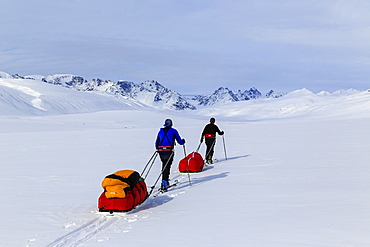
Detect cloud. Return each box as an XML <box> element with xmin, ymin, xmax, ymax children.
<box><xmin>1</xmin><ymin>0</ymin><xmax>370</xmax><ymax>94</ymax></box>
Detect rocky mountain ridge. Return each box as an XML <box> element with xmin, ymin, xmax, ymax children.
<box><xmin>1</xmin><ymin>71</ymin><xmax>284</xmax><ymax>110</ymax></box>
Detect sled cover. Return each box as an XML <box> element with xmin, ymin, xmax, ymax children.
<box><xmin>178</xmin><ymin>152</ymin><xmax>204</xmax><ymax>173</ymax></box>
<box><xmin>98</xmin><ymin>170</ymin><xmax>148</xmax><ymax>212</ymax></box>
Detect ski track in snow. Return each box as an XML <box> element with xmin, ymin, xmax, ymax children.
<box><xmin>46</xmin><ymin>216</ymin><xmax>119</xmax><ymax>247</ymax></box>
<box><xmin>44</xmin><ymin>165</ymin><xmax>229</xmax><ymax>246</ymax></box>
<box><xmin>79</xmin><ymin>157</ymin><xmax>232</xmax><ymax>246</ymax></box>
<box><xmin>0</xmin><ymin>79</ymin><xmax>46</xmax><ymax>110</ymax></box>
<box><xmin>45</xmin><ymin>172</ymin><xmax>197</xmax><ymax>246</ymax></box>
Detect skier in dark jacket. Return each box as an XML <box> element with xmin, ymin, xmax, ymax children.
<box><xmin>201</xmin><ymin>118</ymin><xmax>224</xmax><ymax>164</ymax></box>
<box><xmin>155</xmin><ymin>119</ymin><xmax>185</xmax><ymax>190</ymax></box>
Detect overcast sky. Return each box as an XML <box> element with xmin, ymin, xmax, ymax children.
<box><xmin>1</xmin><ymin>0</ymin><xmax>370</xmax><ymax>94</ymax></box>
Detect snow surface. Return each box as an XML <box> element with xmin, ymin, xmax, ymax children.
<box><xmin>0</xmin><ymin>78</ymin><xmax>370</xmax><ymax>246</ymax></box>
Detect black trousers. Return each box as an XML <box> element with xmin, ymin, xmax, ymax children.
<box><xmin>205</xmin><ymin>138</ymin><xmax>216</xmax><ymax>160</ymax></box>
<box><xmin>160</xmin><ymin>152</ymin><xmax>174</xmax><ymax>182</ymax></box>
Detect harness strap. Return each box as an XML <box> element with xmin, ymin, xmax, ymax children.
<box><xmin>158</xmin><ymin>128</ymin><xmax>175</xmax><ymax>147</ymax></box>
<box><xmin>158</xmin><ymin>146</ymin><xmax>173</xmax><ymax>152</ymax></box>
<box><xmin>205</xmin><ymin>134</ymin><xmax>216</xmax><ymax>138</ymax></box>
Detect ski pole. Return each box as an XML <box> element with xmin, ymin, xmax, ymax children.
<box><xmin>141</xmin><ymin>151</ymin><xmax>157</xmax><ymax>176</ymax></box>
<box><xmin>186</xmin><ymin>161</ymin><xmax>192</xmax><ymax>186</ymax></box>
<box><xmin>148</xmin><ymin>151</ymin><xmax>174</xmax><ymax>196</ymax></box>
<box><xmin>222</xmin><ymin>135</ymin><xmax>227</xmax><ymax>161</ymax></box>
<box><xmin>183</xmin><ymin>144</ymin><xmax>187</xmax><ymax>157</ymax></box>
<box><xmin>204</xmin><ymin>139</ymin><xmax>216</xmax><ymax>163</ymax></box>
<box><xmin>143</xmin><ymin>152</ymin><xmax>158</xmax><ymax>180</ymax></box>
<box><xmin>182</xmin><ymin>144</ymin><xmax>191</xmax><ymax>185</ymax></box>
<box><xmin>140</xmin><ymin>151</ymin><xmax>158</xmax><ymax>177</ymax></box>
<box><xmin>195</xmin><ymin>142</ymin><xmax>202</xmax><ymax>153</ymax></box>
<box><xmin>187</xmin><ymin>170</ymin><xmax>192</xmax><ymax>186</ymax></box>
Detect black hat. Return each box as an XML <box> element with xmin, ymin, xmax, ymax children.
<box><xmin>210</xmin><ymin>118</ymin><xmax>215</xmax><ymax>123</ymax></box>
<box><xmin>164</xmin><ymin>119</ymin><xmax>173</xmax><ymax>127</ymax></box>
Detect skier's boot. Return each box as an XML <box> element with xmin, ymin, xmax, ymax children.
<box><xmin>207</xmin><ymin>155</ymin><xmax>213</xmax><ymax>164</ymax></box>
<box><xmin>161</xmin><ymin>180</ymin><xmax>169</xmax><ymax>191</ymax></box>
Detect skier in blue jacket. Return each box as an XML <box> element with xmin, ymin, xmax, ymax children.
<box><xmin>155</xmin><ymin>119</ymin><xmax>185</xmax><ymax>190</ymax></box>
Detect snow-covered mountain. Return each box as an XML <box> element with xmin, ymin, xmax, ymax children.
<box><xmin>195</xmin><ymin>87</ymin><xmax>370</xmax><ymax>121</ymax></box>
<box><xmin>265</xmin><ymin>89</ymin><xmax>287</xmax><ymax>98</ymax></box>
<box><xmin>0</xmin><ymin>76</ymin><xmax>148</xmax><ymax>116</ymax></box>
<box><xmin>1</xmin><ymin>71</ymin><xmax>287</xmax><ymax>109</ymax></box>
<box><xmin>1</xmin><ymin>71</ymin><xmax>366</xmax><ymax>120</ymax></box>
<box><xmin>1</xmin><ymin>71</ymin><xmax>363</xmax><ymax>113</ymax></box>
<box><xmin>192</xmin><ymin>87</ymin><xmax>287</xmax><ymax>106</ymax></box>
<box><xmin>0</xmin><ymin>72</ymin><xmax>195</xmax><ymax>110</ymax></box>
<box><xmin>39</xmin><ymin>74</ymin><xmax>196</xmax><ymax>110</ymax></box>
<box><xmin>0</xmin><ymin>71</ymin><xmax>12</xmax><ymax>79</ymax></box>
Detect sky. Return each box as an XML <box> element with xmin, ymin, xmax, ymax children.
<box><xmin>1</xmin><ymin>0</ymin><xmax>370</xmax><ymax>95</ymax></box>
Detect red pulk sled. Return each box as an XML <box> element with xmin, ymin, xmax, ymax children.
<box><xmin>178</xmin><ymin>152</ymin><xmax>204</xmax><ymax>173</ymax></box>
<box><xmin>98</xmin><ymin>170</ymin><xmax>148</xmax><ymax>213</ymax></box>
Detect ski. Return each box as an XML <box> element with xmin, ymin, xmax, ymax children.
<box><xmin>161</xmin><ymin>181</ymin><xmax>178</xmax><ymax>191</ymax></box>
<box><xmin>153</xmin><ymin>180</ymin><xmax>179</xmax><ymax>197</ymax></box>
<box><xmin>204</xmin><ymin>158</ymin><xmax>218</xmax><ymax>166</ymax></box>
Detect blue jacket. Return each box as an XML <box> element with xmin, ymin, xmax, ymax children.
<box><xmin>155</xmin><ymin>127</ymin><xmax>184</xmax><ymax>154</ymax></box>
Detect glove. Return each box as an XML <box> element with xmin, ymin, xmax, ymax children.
<box><xmin>221</xmin><ymin>131</ymin><xmax>224</xmax><ymax>135</ymax></box>
<box><xmin>182</xmin><ymin>139</ymin><xmax>186</xmax><ymax>144</ymax></box>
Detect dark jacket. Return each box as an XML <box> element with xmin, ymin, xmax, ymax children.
<box><xmin>201</xmin><ymin>123</ymin><xmax>223</xmax><ymax>139</ymax></box>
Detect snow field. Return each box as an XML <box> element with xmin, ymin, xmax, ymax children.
<box><xmin>0</xmin><ymin>78</ymin><xmax>369</xmax><ymax>246</ymax></box>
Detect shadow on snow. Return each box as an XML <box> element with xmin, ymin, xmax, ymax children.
<box><xmin>202</xmin><ymin>154</ymin><xmax>250</xmax><ymax>171</ymax></box>
<box><xmin>131</xmin><ymin>154</ymin><xmax>250</xmax><ymax>213</ymax></box>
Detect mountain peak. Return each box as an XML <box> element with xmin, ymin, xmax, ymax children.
<box><xmin>25</xmin><ymin>74</ymin><xmax>196</xmax><ymax>110</ymax></box>
<box><xmin>192</xmin><ymin>87</ymin><xmax>277</xmax><ymax>106</ymax></box>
